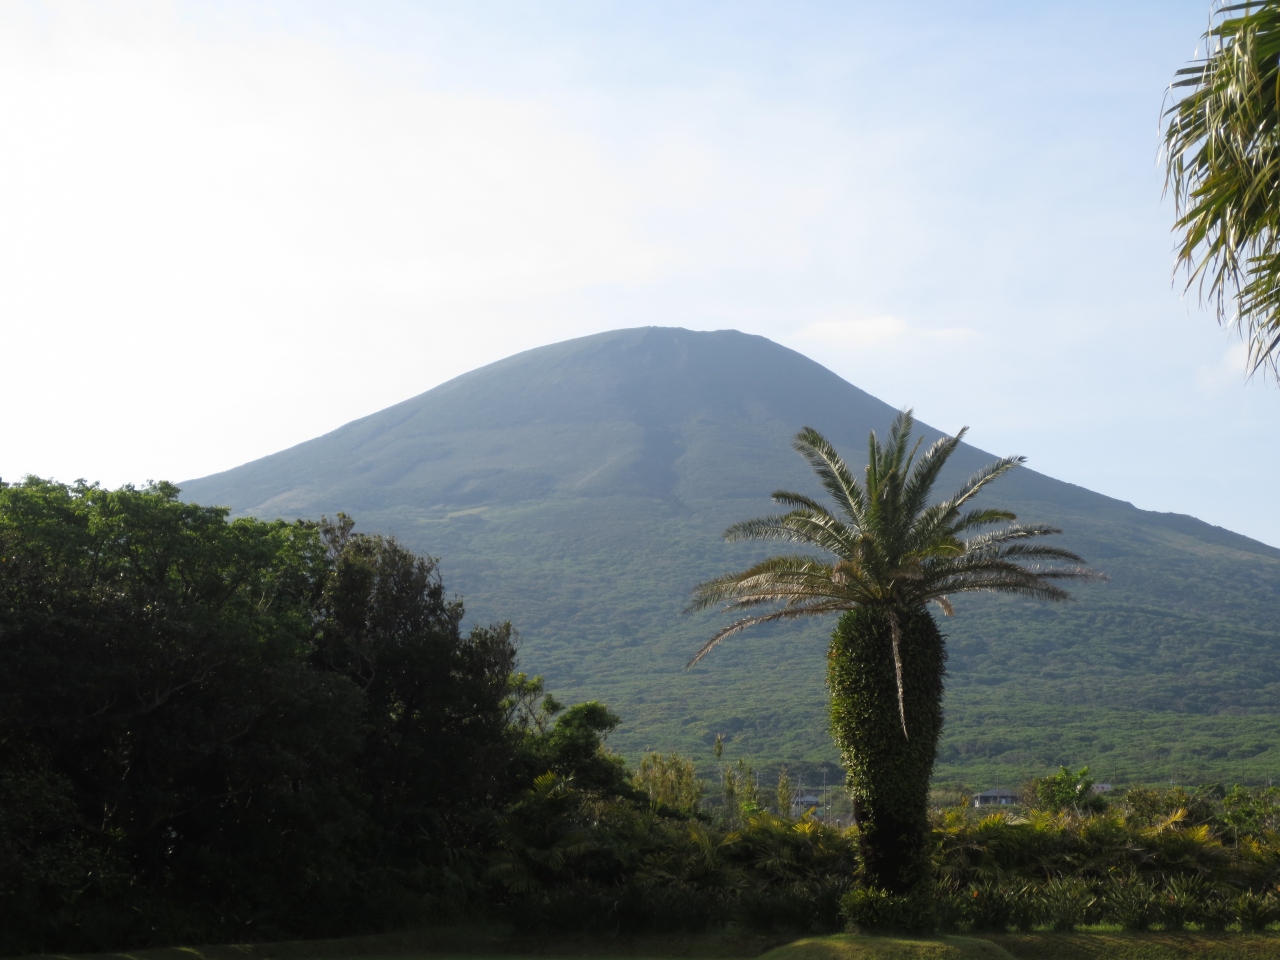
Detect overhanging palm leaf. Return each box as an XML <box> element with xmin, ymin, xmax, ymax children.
<box><xmin>687</xmin><ymin>410</ymin><xmax>1103</xmax><ymax>737</ymax></box>
<box><xmin>1165</xmin><ymin>2</ymin><xmax>1280</xmax><ymax>378</ymax></box>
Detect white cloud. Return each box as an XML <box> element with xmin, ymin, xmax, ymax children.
<box><xmin>796</xmin><ymin>315</ymin><xmax>977</xmax><ymax>349</ymax></box>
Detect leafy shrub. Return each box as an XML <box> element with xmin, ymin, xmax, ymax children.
<box><xmin>739</xmin><ymin>878</ymin><xmax>852</xmax><ymax>932</ymax></box>
<box><xmin>1026</xmin><ymin>767</ymin><xmax>1108</xmax><ymax>814</ymax></box>
<box><xmin>634</xmin><ymin>752</ymin><xmax>704</xmax><ymax>815</ymax></box>
<box><xmin>1233</xmin><ymin>890</ymin><xmax>1280</xmax><ymax>932</ymax></box>
<box><xmin>840</xmin><ymin>886</ymin><xmax>935</xmax><ymax>934</ymax></box>
<box><xmin>932</xmin><ymin>886</ymin><xmax>968</xmax><ymax>933</ymax></box>
<box><xmin>956</xmin><ymin>882</ymin><xmax>1016</xmax><ymax>933</ymax></box>
<box><xmin>1005</xmin><ymin>883</ymin><xmax>1046</xmax><ymax>932</ymax></box>
<box><xmin>1037</xmin><ymin>877</ymin><xmax>1098</xmax><ymax>932</ymax></box>
<box><xmin>1103</xmin><ymin>873</ymin><xmax>1160</xmax><ymax>931</ymax></box>
<box><xmin>1198</xmin><ymin>892</ymin><xmax>1235</xmax><ymax>932</ymax></box>
<box><xmin>1162</xmin><ymin>876</ymin><xmax>1215</xmax><ymax>931</ymax></box>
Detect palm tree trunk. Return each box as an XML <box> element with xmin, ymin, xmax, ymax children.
<box><xmin>827</xmin><ymin>605</ymin><xmax>946</xmax><ymax>895</ymax></box>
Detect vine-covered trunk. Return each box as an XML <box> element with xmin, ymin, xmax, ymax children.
<box><xmin>827</xmin><ymin>605</ymin><xmax>946</xmax><ymax>894</ymax></box>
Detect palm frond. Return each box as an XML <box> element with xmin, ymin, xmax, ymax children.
<box><xmin>770</xmin><ymin>489</ymin><xmax>834</xmax><ymax>514</ymax></box>
<box><xmin>687</xmin><ymin>554</ymin><xmax>852</xmax><ymax>612</ymax></box>
<box><xmin>724</xmin><ymin>511</ymin><xmax>860</xmax><ymax>557</ymax></box>
<box><xmin>933</xmin><ymin>575</ymin><xmax>1077</xmax><ymax>604</ymax></box>
<box><xmin>686</xmin><ymin>602</ymin><xmax>851</xmax><ymax>667</ymax></box>
<box><xmin>900</xmin><ymin>430</ymin><xmax>966</xmax><ymax>522</ymax></box>
<box><xmin>939</xmin><ymin>455</ymin><xmax>1027</xmax><ymax>512</ymax></box>
<box><xmin>1165</xmin><ymin>1</ymin><xmax>1280</xmax><ymax>378</ymax></box>
<box><xmin>949</xmin><ymin>507</ymin><xmax>1018</xmax><ymax>533</ymax></box>
<box><xmin>792</xmin><ymin>427</ymin><xmax>867</xmax><ymax>523</ymax></box>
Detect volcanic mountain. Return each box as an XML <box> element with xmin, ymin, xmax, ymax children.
<box><xmin>182</xmin><ymin>327</ymin><xmax>1280</xmax><ymax>786</ymax></box>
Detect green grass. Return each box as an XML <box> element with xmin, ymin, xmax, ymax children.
<box><xmin>760</xmin><ymin>935</ymin><xmax>1013</xmax><ymax>960</ymax></box>
<box><xmin>986</xmin><ymin>931</ymin><xmax>1280</xmax><ymax>959</ymax></box>
<box><xmin>761</xmin><ymin>932</ymin><xmax>1280</xmax><ymax>960</ymax></box>
<box><xmin>20</xmin><ymin>928</ymin><xmax>786</xmax><ymax>960</ymax></box>
<box><xmin>28</xmin><ymin>930</ymin><xmax>1280</xmax><ymax>960</ymax></box>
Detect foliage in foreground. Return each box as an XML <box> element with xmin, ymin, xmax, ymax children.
<box><xmin>1166</xmin><ymin>1</ymin><xmax>1280</xmax><ymax>378</ymax></box>
<box><xmin>0</xmin><ymin>479</ymin><xmax>853</xmax><ymax>951</ymax></box>
<box><xmin>483</xmin><ymin>750</ymin><xmax>1280</xmax><ymax>937</ymax></box>
<box><xmin>490</xmin><ymin>780</ymin><xmax>856</xmax><ymax>934</ymax></box>
<box><xmin>923</xmin><ymin>798</ymin><xmax>1280</xmax><ymax>935</ymax></box>
<box><xmin>0</xmin><ymin>479</ymin><xmax>534</xmax><ymax>951</ymax></box>
<box><xmin>7</xmin><ymin>479</ymin><xmax>1280</xmax><ymax>951</ymax></box>
<box><xmin>845</xmin><ymin>781</ymin><xmax>1280</xmax><ymax>934</ymax></box>
<box><xmin>0</xmin><ymin>479</ymin><xmax>630</xmax><ymax>953</ymax></box>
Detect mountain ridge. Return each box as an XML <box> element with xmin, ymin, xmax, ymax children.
<box><xmin>183</xmin><ymin>326</ymin><xmax>1280</xmax><ymax>786</ymax></box>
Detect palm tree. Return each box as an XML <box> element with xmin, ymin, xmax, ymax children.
<box><xmin>1165</xmin><ymin>2</ymin><xmax>1280</xmax><ymax>378</ymax></box>
<box><xmin>687</xmin><ymin>411</ymin><xmax>1101</xmax><ymax>896</ymax></box>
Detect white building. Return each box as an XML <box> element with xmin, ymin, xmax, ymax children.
<box><xmin>972</xmin><ymin>789</ymin><xmax>1021</xmax><ymax>808</ymax></box>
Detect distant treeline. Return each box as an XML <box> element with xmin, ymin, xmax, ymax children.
<box><xmin>5</xmin><ymin>480</ymin><xmax>1280</xmax><ymax>951</ymax></box>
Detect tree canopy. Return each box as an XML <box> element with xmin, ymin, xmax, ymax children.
<box><xmin>0</xmin><ymin>479</ymin><xmax>524</xmax><ymax>950</ymax></box>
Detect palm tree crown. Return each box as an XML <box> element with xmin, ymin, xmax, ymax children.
<box><xmin>688</xmin><ymin>411</ymin><xmax>1102</xmax><ymax>733</ymax></box>
<box><xmin>1164</xmin><ymin>2</ymin><xmax>1280</xmax><ymax>378</ymax></box>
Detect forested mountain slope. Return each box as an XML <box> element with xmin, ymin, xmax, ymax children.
<box><xmin>182</xmin><ymin>327</ymin><xmax>1280</xmax><ymax>787</ymax></box>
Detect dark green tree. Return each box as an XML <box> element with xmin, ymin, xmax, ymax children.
<box><xmin>0</xmin><ymin>481</ymin><xmax>525</xmax><ymax>950</ymax></box>
<box><xmin>688</xmin><ymin>412</ymin><xmax>1100</xmax><ymax>895</ymax></box>
<box><xmin>1026</xmin><ymin>766</ymin><xmax>1107</xmax><ymax>815</ymax></box>
<box><xmin>516</xmin><ymin>700</ymin><xmax>634</xmax><ymax>798</ymax></box>
<box><xmin>312</xmin><ymin>515</ymin><xmax>521</xmax><ymax>901</ymax></box>
<box><xmin>0</xmin><ymin>478</ymin><xmax>366</xmax><ymax>948</ymax></box>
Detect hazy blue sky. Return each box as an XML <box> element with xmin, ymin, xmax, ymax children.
<box><xmin>6</xmin><ymin>1</ymin><xmax>1279</xmax><ymax>543</ymax></box>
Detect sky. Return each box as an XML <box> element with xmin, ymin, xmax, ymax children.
<box><xmin>5</xmin><ymin>1</ymin><xmax>1280</xmax><ymax>544</ymax></box>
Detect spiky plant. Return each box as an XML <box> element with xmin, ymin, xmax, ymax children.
<box><xmin>1165</xmin><ymin>2</ymin><xmax>1280</xmax><ymax>378</ymax></box>
<box><xmin>688</xmin><ymin>411</ymin><xmax>1101</xmax><ymax>895</ymax></box>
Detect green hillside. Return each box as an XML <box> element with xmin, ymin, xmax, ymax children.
<box><xmin>181</xmin><ymin>327</ymin><xmax>1280</xmax><ymax>789</ymax></box>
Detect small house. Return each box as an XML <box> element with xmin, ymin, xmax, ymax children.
<box><xmin>791</xmin><ymin>793</ymin><xmax>821</xmax><ymax>818</ymax></box>
<box><xmin>972</xmin><ymin>788</ymin><xmax>1021</xmax><ymax>808</ymax></box>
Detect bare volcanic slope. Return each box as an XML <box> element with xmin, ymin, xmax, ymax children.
<box><xmin>183</xmin><ymin>327</ymin><xmax>1280</xmax><ymax>786</ymax></box>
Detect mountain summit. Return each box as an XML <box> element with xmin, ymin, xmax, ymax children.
<box><xmin>184</xmin><ymin>327</ymin><xmax>1280</xmax><ymax>784</ymax></box>
<box><xmin>186</xmin><ymin>326</ymin><xmax>914</xmax><ymax>513</ymax></box>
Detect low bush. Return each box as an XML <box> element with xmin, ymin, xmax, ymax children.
<box><xmin>1103</xmin><ymin>873</ymin><xmax>1161</xmax><ymax>931</ymax></box>
<box><xmin>1162</xmin><ymin>876</ymin><xmax>1215</xmax><ymax>931</ymax></box>
<box><xmin>840</xmin><ymin>886</ymin><xmax>935</xmax><ymax>934</ymax></box>
<box><xmin>1037</xmin><ymin>877</ymin><xmax>1098</xmax><ymax>932</ymax></box>
<box><xmin>1233</xmin><ymin>890</ymin><xmax>1280</xmax><ymax>932</ymax></box>
<box><xmin>945</xmin><ymin>882</ymin><xmax>1017</xmax><ymax>933</ymax></box>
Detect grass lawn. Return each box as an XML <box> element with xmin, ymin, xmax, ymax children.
<box><xmin>21</xmin><ymin>928</ymin><xmax>1280</xmax><ymax>960</ymax></box>
<box><xmin>986</xmin><ymin>931</ymin><xmax>1280</xmax><ymax>959</ymax></box>
<box><xmin>765</xmin><ymin>932</ymin><xmax>1280</xmax><ymax>960</ymax></box>
<box><xmin>22</xmin><ymin>928</ymin><xmax>786</xmax><ymax>960</ymax></box>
